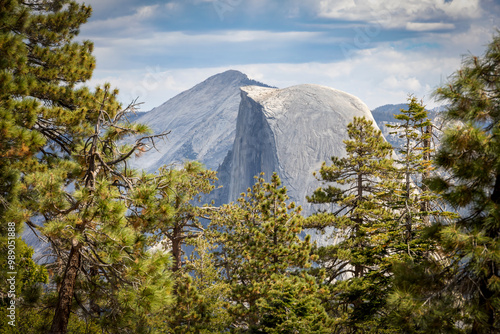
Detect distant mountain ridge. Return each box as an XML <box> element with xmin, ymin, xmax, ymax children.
<box><xmin>128</xmin><ymin>70</ymin><xmax>273</xmax><ymax>172</ymax></box>
<box><xmin>128</xmin><ymin>70</ymin><xmax>431</xmax><ymax>212</ymax></box>
<box><xmin>371</xmin><ymin>103</ymin><xmax>441</xmax><ymax>122</ymax></box>
<box><xmin>372</xmin><ymin>103</ymin><xmax>445</xmax><ymax>150</ymax></box>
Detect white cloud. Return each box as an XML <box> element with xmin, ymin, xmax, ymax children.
<box><xmin>164</xmin><ymin>2</ymin><xmax>180</xmax><ymax>11</ymax></box>
<box><xmin>406</xmin><ymin>22</ymin><xmax>455</xmax><ymax>31</ymax></box>
<box><xmin>75</xmin><ymin>1</ymin><xmax>498</xmax><ymax>112</ymax></box>
<box><xmin>233</xmin><ymin>47</ymin><xmax>459</xmax><ymax>109</ymax></box>
<box><xmin>136</xmin><ymin>5</ymin><xmax>160</xmax><ymax>19</ymax></box>
<box><xmin>422</xmin><ymin>24</ymin><xmax>497</xmax><ymax>56</ymax></box>
<box><xmin>381</xmin><ymin>75</ymin><xmax>422</xmax><ymax>91</ymax></box>
<box><xmin>316</xmin><ymin>0</ymin><xmax>482</xmax><ymax>30</ymax></box>
<box><xmin>438</xmin><ymin>0</ymin><xmax>482</xmax><ymax>19</ymax></box>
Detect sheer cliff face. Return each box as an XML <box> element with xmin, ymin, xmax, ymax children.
<box><xmin>228</xmin><ymin>89</ymin><xmax>279</xmax><ymax>201</ymax></box>
<box><xmin>221</xmin><ymin>84</ymin><xmax>379</xmax><ymax>214</ymax></box>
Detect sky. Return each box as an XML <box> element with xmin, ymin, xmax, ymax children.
<box><xmin>76</xmin><ymin>0</ymin><xmax>500</xmax><ymax>111</ymax></box>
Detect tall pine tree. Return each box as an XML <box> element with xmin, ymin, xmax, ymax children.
<box><xmin>306</xmin><ymin>116</ymin><xmax>398</xmax><ymax>331</ymax></box>
<box><xmin>0</xmin><ymin>1</ymin><xmax>173</xmax><ymax>333</ymax></box>
<box><xmin>383</xmin><ymin>97</ymin><xmax>460</xmax><ymax>333</ymax></box>
<box><xmin>211</xmin><ymin>173</ymin><xmax>331</xmax><ymax>332</ymax></box>
<box><xmin>388</xmin><ymin>96</ymin><xmax>434</xmax><ymax>251</ymax></box>
<box><xmin>0</xmin><ymin>0</ymin><xmax>96</xmax><ymax>330</ymax></box>
<box><xmin>0</xmin><ymin>0</ymin><xmax>50</xmax><ymax>322</ymax></box>
<box><xmin>428</xmin><ymin>31</ymin><xmax>500</xmax><ymax>333</ymax></box>
<box><xmin>25</xmin><ymin>88</ymin><xmax>173</xmax><ymax>333</ymax></box>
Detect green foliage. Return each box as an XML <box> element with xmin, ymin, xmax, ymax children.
<box><xmin>162</xmin><ymin>273</ymin><xmax>227</xmax><ymax>334</ymax></box>
<box><xmin>130</xmin><ymin>162</ymin><xmax>223</xmax><ymax>332</ymax></box>
<box><xmin>212</xmin><ymin>173</ymin><xmax>311</xmax><ymax>279</ymax></box>
<box><xmin>167</xmin><ymin>274</ymin><xmax>210</xmax><ymax>333</ymax></box>
<box><xmin>427</xmin><ymin>31</ymin><xmax>500</xmax><ymax>333</ymax></box>
<box><xmin>163</xmin><ymin>240</ymin><xmax>231</xmax><ymax>333</ymax></box>
<box><xmin>132</xmin><ymin>161</ymin><xmax>217</xmax><ymax>272</ymax></box>
<box><xmin>254</xmin><ymin>274</ymin><xmax>332</xmax><ymax>334</ymax></box>
<box><xmin>0</xmin><ymin>0</ymin><xmax>78</xmax><ymax>328</ymax></box>
<box><xmin>0</xmin><ymin>307</ymin><xmax>102</xmax><ymax>334</ymax></box>
<box><xmin>388</xmin><ymin>95</ymin><xmax>434</xmax><ymax>245</ymax></box>
<box><xmin>0</xmin><ymin>1</ymin><xmax>174</xmax><ymax>332</ymax></box>
<box><xmin>211</xmin><ymin>173</ymin><xmax>330</xmax><ymax>332</ymax></box>
<box><xmin>380</xmin><ymin>96</ymin><xmax>461</xmax><ymax>332</ymax></box>
<box><xmin>306</xmin><ymin>116</ymin><xmax>398</xmax><ymax>330</ymax></box>
<box><xmin>383</xmin><ymin>259</ymin><xmax>465</xmax><ymax>334</ymax></box>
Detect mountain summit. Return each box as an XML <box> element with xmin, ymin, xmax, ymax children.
<box><xmin>130</xmin><ymin>70</ymin><xmax>271</xmax><ymax>171</ymax></box>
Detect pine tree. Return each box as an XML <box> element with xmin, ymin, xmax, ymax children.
<box><xmin>163</xmin><ymin>274</ymin><xmax>211</xmax><ymax>333</ymax></box>
<box><xmin>0</xmin><ymin>0</ymin><xmax>90</xmax><ymax>329</ymax></box>
<box><xmin>427</xmin><ymin>31</ymin><xmax>500</xmax><ymax>333</ymax></box>
<box><xmin>132</xmin><ymin>163</ymin><xmax>223</xmax><ymax>332</ymax></box>
<box><xmin>386</xmin><ymin>96</ymin><xmax>456</xmax><ymax>257</ymax></box>
<box><xmin>210</xmin><ymin>173</ymin><xmax>331</xmax><ymax>332</ymax></box>
<box><xmin>0</xmin><ymin>1</ymin><xmax>174</xmax><ymax>333</ymax></box>
<box><xmin>306</xmin><ymin>116</ymin><xmax>398</xmax><ymax>331</ymax></box>
<box><xmin>24</xmin><ymin>89</ymin><xmax>173</xmax><ymax>333</ymax></box>
<box><xmin>382</xmin><ymin>97</ymin><xmax>461</xmax><ymax>333</ymax></box>
<box><xmin>161</xmin><ymin>237</ymin><xmax>231</xmax><ymax>333</ymax></box>
<box><xmin>132</xmin><ymin>161</ymin><xmax>217</xmax><ymax>272</ymax></box>
<box><xmin>254</xmin><ymin>274</ymin><xmax>331</xmax><ymax>334</ymax></box>
<box><xmin>388</xmin><ymin>96</ymin><xmax>434</xmax><ymax>251</ymax></box>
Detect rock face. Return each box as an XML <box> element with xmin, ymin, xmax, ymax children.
<box><xmin>213</xmin><ymin>84</ymin><xmax>380</xmax><ymax>215</ymax></box>
<box><xmin>129</xmin><ymin>70</ymin><xmax>272</xmax><ymax>172</ymax></box>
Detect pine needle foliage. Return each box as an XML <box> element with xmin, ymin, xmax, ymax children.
<box><xmin>131</xmin><ymin>161</ymin><xmax>217</xmax><ymax>272</ymax></box>
<box><xmin>427</xmin><ymin>31</ymin><xmax>500</xmax><ymax>333</ymax></box>
<box><xmin>306</xmin><ymin>116</ymin><xmax>399</xmax><ymax>331</ymax></box>
<box><xmin>383</xmin><ymin>97</ymin><xmax>462</xmax><ymax>333</ymax></box>
<box><xmin>210</xmin><ymin>173</ymin><xmax>331</xmax><ymax>332</ymax></box>
<box><xmin>161</xmin><ymin>236</ymin><xmax>232</xmax><ymax>333</ymax></box>
<box><xmin>0</xmin><ymin>1</ymin><xmax>174</xmax><ymax>332</ymax></box>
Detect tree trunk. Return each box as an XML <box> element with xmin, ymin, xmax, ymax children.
<box><xmin>421</xmin><ymin>125</ymin><xmax>432</xmax><ymax>226</ymax></box>
<box><xmin>50</xmin><ymin>242</ymin><xmax>81</xmax><ymax>334</ymax></box>
<box><xmin>471</xmin><ymin>274</ymin><xmax>494</xmax><ymax>334</ymax></box>
<box><xmin>172</xmin><ymin>226</ymin><xmax>182</xmax><ymax>272</ymax></box>
<box><xmin>355</xmin><ymin>169</ymin><xmax>363</xmax><ymax>278</ymax></box>
<box><xmin>405</xmin><ymin>133</ymin><xmax>412</xmax><ymax>246</ymax></box>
